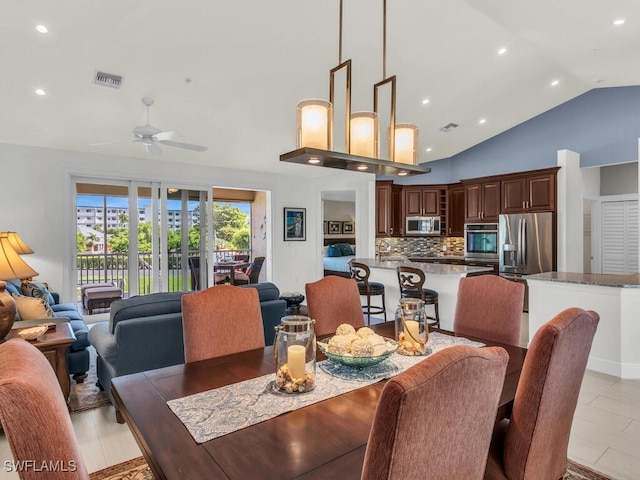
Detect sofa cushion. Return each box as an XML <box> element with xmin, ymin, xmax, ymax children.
<box><xmin>68</xmin><ymin>319</ymin><xmax>90</xmax><ymax>350</ymax></box>
<box><xmin>12</xmin><ymin>294</ymin><xmax>55</xmax><ymax>320</ymax></box>
<box><xmin>50</xmin><ymin>303</ymin><xmax>84</xmax><ymax>321</ymax></box>
<box><xmin>109</xmin><ymin>292</ymin><xmax>186</xmax><ymax>334</ymax></box>
<box><xmin>239</xmin><ymin>282</ymin><xmax>280</xmax><ymax>302</ymax></box>
<box><xmin>20</xmin><ymin>281</ymin><xmax>56</xmax><ymax>305</ymax></box>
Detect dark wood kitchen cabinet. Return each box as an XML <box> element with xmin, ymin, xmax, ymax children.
<box><xmin>376</xmin><ymin>181</ymin><xmax>403</xmax><ymax>237</ymax></box>
<box><xmin>501</xmin><ymin>167</ymin><xmax>559</xmax><ymax>214</ymax></box>
<box><xmin>403</xmin><ymin>186</ymin><xmax>441</xmax><ymax>216</ymax></box>
<box><xmin>464</xmin><ymin>180</ymin><xmax>500</xmax><ymax>222</ymax></box>
<box><xmin>446</xmin><ymin>184</ymin><xmax>465</xmax><ymax>236</ymax></box>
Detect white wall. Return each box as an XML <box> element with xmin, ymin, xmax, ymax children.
<box><xmin>1</xmin><ymin>142</ymin><xmax>375</xmax><ymax>301</ymax></box>
<box><xmin>557</xmin><ymin>149</ymin><xmax>583</xmax><ymax>272</ymax></box>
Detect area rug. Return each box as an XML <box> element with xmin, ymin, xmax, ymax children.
<box><xmin>69</xmin><ymin>346</ymin><xmax>111</xmax><ymax>413</ymax></box>
<box><xmin>88</xmin><ymin>457</ymin><xmax>614</xmax><ymax>480</ymax></box>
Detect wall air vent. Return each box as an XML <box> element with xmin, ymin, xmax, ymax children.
<box><xmin>439</xmin><ymin>122</ymin><xmax>459</xmax><ymax>133</ymax></box>
<box><xmin>93</xmin><ymin>71</ymin><xmax>122</xmax><ymax>89</ymax></box>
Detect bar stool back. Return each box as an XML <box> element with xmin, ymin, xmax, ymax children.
<box><xmin>349</xmin><ymin>261</ymin><xmax>386</xmax><ymax>325</ymax></box>
<box><xmin>396</xmin><ymin>266</ymin><xmax>440</xmax><ymax>328</ymax></box>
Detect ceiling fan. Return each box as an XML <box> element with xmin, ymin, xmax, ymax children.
<box><xmin>92</xmin><ymin>97</ymin><xmax>208</xmax><ymax>156</ymax></box>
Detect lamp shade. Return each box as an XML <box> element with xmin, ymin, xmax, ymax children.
<box><xmin>297</xmin><ymin>99</ymin><xmax>333</xmax><ymax>150</ymax></box>
<box><xmin>350</xmin><ymin>111</ymin><xmax>379</xmax><ymax>158</ymax></box>
<box><xmin>392</xmin><ymin>123</ymin><xmax>419</xmax><ymax>165</ymax></box>
<box><xmin>0</xmin><ymin>232</ymin><xmax>34</xmax><ymax>255</ymax></box>
<box><xmin>0</xmin><ymin>236</ymin><xmax>38</xmax><ymax>281</ymax></box>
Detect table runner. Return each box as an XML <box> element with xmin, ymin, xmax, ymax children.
<box><xmin>167</xmin><ymin>332</ymin><xmax>484</xmax><ymax>444</ymax></box>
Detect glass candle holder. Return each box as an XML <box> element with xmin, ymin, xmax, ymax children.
<box><xmin>296</xmin><ymin>99</ymin><xmax>333</xmax><ymax>150</ymax></box>
<box><xmin>274</xmin><ymin>315</ymin><xmax>316</xmax><ymax>393</ymax></box>
<box><xmin>394</xmin><ymin>298</ymin><xmax>429</xmax><ymax>355</ymax></box>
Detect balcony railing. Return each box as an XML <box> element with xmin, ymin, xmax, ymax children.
<box><xmin>76</xmin><ymin>249</ymin><xmax>251</xmax><ymax>296</ymax></box>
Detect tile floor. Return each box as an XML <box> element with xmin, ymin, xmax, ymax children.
<box><xmin>0</xmin><ymin>313</ymin><xmax>638</xmax><ymax>479</ymax></box>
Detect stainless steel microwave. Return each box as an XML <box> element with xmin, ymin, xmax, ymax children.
<box><xmin>406</xmin><ymin>216</ymin><xmax>440</xmax><ymax>235</ymax></box>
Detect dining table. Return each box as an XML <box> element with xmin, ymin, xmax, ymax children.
<box><xmin>213</xmin><ymin>260</ymin><xmax>251</xmax><ymax>285</ymax></box>
<box><xmin>111</xmin><ymin>322</ymin><xmax>527</xmax><ymax>480</ymax></box>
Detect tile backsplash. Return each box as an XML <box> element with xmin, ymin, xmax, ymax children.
<box><xmin>376</xmin><ymin>236</ymin><xmax>464</xmax><ymax>257</ymax></box>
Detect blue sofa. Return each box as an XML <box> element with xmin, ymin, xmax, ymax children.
<box><xmin>88</xmin><ymin>282</ymin><xmax>286</xmax><ymax>420</ymax></box>
<box><xmin>6</xmin><ymin>279</ymin><xmax>90</xmax><ymax>381</ymax></box>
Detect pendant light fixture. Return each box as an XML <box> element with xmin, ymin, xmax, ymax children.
<box><xmin>281</xmin><ymin>0</ymin><xmax>430</xmax><ymax>177</ymax></box>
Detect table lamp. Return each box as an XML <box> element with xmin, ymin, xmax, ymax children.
<box><xmin>0</xmin><ymin>235</ymin><xmax>38</xmax><ymax>338</ymax></box>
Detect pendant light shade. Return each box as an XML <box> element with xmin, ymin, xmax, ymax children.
<box><xmin>392</xmin><ymin>123</ymin><xmax>419</xmax><ymax>165</ymax></box>
<box><xmin>350</xmin><ymin>112</ymin><xmax>379</xmax><ymax>158</ymax></box>
<box><xmin>296</xmin><ymin>99</ymin><xmax>333</xmax><ymax>150</ymax></box>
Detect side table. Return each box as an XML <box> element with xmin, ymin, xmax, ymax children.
<box><xmin>6</xmin><ymin>322</ymin><xmax>76</xmax><ymax>402</ymax></box>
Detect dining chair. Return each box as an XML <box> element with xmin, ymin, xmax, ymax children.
<box><xmin>484</xmin><ymin>307</ymin><xmax>600</xmax><ymax>480</ymax></box>
<box><xmin>396</xmin><ymin>265</ymin><xmax>440</xmax><ymax>328</ymax></box>
<box><xmin>188</xmin><ymin>256</ymin><xmax>227</xmax><ymax>290</ymax></box>
<box><xmin>305</xmin><ymin>275</ymin><xmax>365</xmax><ymax>337</ymax></box>
<box><xmin>233</xmin><ymin>256</ymin><xmax>265</xmax><ymax>285</ymax></box>
<box><xmin>453</xmin><ymin>275</ymin><xmax>525</xmax><ymax>346</ymax></box>
<box><xmin>362</xmin><ymin>344</ymin><xmax>509</xmax><ymax>480</ymax></box>
<box><xmin>181</xmin><ymin>285</ymin><xmax>265</xmax><ymax>363</ymax></box>
<box><xmin>0</xmin><ymin>339</ymin><xmax>90</xmax><ymax>480</ymax></box>
<box><xmin>349</xmin><ymin>260</ymin><xmax>386</xmax><ymax>325</ymax></box>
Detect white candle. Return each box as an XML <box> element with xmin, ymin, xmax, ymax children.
<box><xmin>404</xmin><ymin>320</ymin><xmax>420</xmax><ymax>346</ymax></box>
<box><xmin>288</xmin><ymin>345</ymin><xmax>306</xmax><ymax>379</ymax></box>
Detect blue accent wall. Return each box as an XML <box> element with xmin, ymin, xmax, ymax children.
<box><xmin>393</xmin><ymin>86</ymin><xmax>640</xmax><ymax>185</ymax></box>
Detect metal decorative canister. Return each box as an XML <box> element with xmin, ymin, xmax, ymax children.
<box><xmin>395</xmin><ymin>298</ymin><xmax>429</xmax><ymax>355</ymax></box>
<box><xmin>274</xmin><ymin>315</ymin><xmax>316</xmax><ymax>393</ymax></box>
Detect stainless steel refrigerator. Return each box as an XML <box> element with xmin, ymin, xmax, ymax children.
<box><xmin>499</xmin><ymin>212</ymin><xmax>555</xmax><ymax>277</ymax></box>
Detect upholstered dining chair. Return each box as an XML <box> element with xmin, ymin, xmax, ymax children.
<box><xmin>362</xmin><ymin>344</ymin><xmax>509</xmax><ymax>480</ymax></box>
<box><xmin>396</xmin><ymin>265</ymin><xmax>440</xmax><ymax>328</ymax></box>
<box><xmin>305</xmin><ymin>275</ymin><xmax>365</xmax><ymax>337</ymax></box>
<box><xmin>188</xmin><ymin>256</ymin><xmax>227</xmax><ymax>289</ymax></box>
<box><xmin>0</xmin><ymin>339</ymin><xmax>90</xmax><ymax>480</ymax></box>
<box><xmin>484</xmin><ymin>307</ymin><xmax>600</xmax><ymax>480</ymax></box>
<box><xmin>349</xmin><ymin>260</ymin><xmax>386</xmax><ymax>325</ymax></box>
<box><xmin>233</xmin><ymin>256</ymin><xmax>265</xmax><ymax>285</ymax></box>
<box><xmin>181</xmin><ymin>285</ymin><xmax>265</xmax><ymax>363</ymax></box>
<box><xmin>453</xmin><ymin>275</ymin><xmax>525</xmax><ymax>346</ymax></box>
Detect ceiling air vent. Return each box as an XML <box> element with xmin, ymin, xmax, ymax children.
<box><xmin>439</xmin><ymin>122</ymin><xmax>459</xmax><ymax>133</ymax></box>
<box><xmin>93</xmin><ymin>71</ymin><xmax>122</xmax><ymax>89</ymax></box>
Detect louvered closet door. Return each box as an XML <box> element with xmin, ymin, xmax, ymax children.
<box><xmin>601</xmin><ymin>200</ymin><xmax>638</xmax><ymax>274</ymax></box>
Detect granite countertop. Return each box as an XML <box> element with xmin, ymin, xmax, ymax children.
<box><xmin>525</xmin><ymin>272</ymin><xmax>640</xmax><ymax>288</ymax></box>
<box><xmin>354</xmin><ymin>257</ymin><xmax>492</xmax><ymax>275</ymax></box>
<box><xmin>408</xmin><ymin>254</ymin><xmax>467</xmax><ymax>261</ymax></box>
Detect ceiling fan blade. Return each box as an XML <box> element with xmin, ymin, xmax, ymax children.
<box><xmin>144</xmin><ymin>143</ymin><xmax>163</xmax><ymax>156</ymax></box>
<box><xmin>153</xmin><ymin>131</ymin><xmax>176</xmax><ymax>141</ymax></box>
<box><xmin>157</xmin><ymin>140</ymin><xmax>208</xmax><ymax>152</ymax></box>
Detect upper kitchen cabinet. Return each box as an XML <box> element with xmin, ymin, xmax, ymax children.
<box><xmin>446</xmin><ymin>184</ymin><xmax>465</xmax><ymax>236</ymax></box>
<box><xmin>501</xmin><ymin>167</ymin><xmax>559</xmax><ymax>213</ymax></box>
<box><xmin>403</xmin><ymin>186</ymin><xmax>441</xmax><ymax>216</ymax></box>
<box><xmin>463</xmin><ymin>180</ymin><xmax>500</xmax><ymax>222</ymax></box>
<box><xmin>376</xmin><ymin>181</ymin><xmax>403</xmax><ymax>237</ymax></box>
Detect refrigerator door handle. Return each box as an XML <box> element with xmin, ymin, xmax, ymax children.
<box><xmin>521</xmin><ymin>218</ymin><xmax>527</xmax><ymax>268</ymax></box>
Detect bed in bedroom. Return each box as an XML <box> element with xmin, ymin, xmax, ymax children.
<box><xmin>323</xmin><ymin>239</ymin><xmax>355</xmax><ymax>278</ymax></box>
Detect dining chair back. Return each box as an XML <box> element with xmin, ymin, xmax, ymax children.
<box><xmin>362</xmin><ymin>344</ymin><xmax>509</xmax><ymax>480</ymax></box>
<box><xmin>181</xmin><ymin>285</ymin><xmax>265</xmax><ymax>363</ymax></box>
<box><xmin>305</xmin><ymin>275</ymin><xmax>365</xmax><ymax>337</ymax></box>
<box><xmin>349</xmin><ymin>261</ymin><xmax>386</xmax><ymax>325</ymax></box>
<box><xmin>233</xmin><ymin>256</ymin><xmax>265</xmax><ymax>285</ymax></box>
<box><xmin>453</xmin><ymin>275</ymin><xmax>525</xmax><ymax>346</ymax></box>
<box><xmin>484</xmin><ymin>307</ymin><xmax>600</xmax><ymax>480</ymax></box>
<box><xmin>189</xmin><ymin>256</ymin><xmax>227</xmax><ymax>290</ymax></box>
<box><xmin>396</xmin><ymin>265</ymin><xmax>440</xmax><ymax>328</ymax></box>
<box><xmin>0</xmin><ymin>339</ymin><xmax>90</xmax><ymax>480</ymax></box>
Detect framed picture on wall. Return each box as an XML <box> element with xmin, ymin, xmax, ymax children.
<box><xmin>342</xmin><ymin>221</ymin><xmax>355</xmax><ymax>234</ymax></box>
<box><xmin>328</xmin><ymin>221</ymin><xmax>342</xmax><ymax>234</ymax></box>
<box><xmin>284</xmin><ymin>207</ymin><xmax>306</xmax><ymax>241</ymax></box>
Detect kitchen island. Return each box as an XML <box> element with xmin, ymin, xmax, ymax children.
<box><xmin>354</xmin><ymin>257</ymin><xmax>492</xmax><ymax>330</ymax></box>
<box><xmin>527</xmin><ymin>272</ymin><xmax>640</xmax><ymax>379</ymax></box>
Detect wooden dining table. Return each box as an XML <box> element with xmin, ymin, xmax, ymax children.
<box><xmin>213</xmin><ymin>260</ymin><xmax>250</xmax><ymax>285</ymax></box>
<box><xmin>111</xmin><ymin>322</ymin><xmax>527</xmax><ymax>480</ymax></box>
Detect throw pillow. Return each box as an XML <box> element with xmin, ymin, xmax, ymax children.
<box><xmin>20</xmin><ymin>281</ymin><xmax>56</xmax><ymax>305</ymax></box>
<box><xmin>11</xmin><ymin>294</ymin><xmax>56</xmax><ymax>320</ymax></box>
<box><xmin>337</xmin><ymin>243</ymin><xmax>354</xmax><ymax>256</ymax></box>
<box><xmin>327</xmin><ymin>245</ymin><xmax>342</xmax><ymax>257</ymax></box>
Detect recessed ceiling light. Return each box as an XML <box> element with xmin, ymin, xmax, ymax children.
<box><xmin>35</xmin><ymin>24</ymin><xmax>48</xmax><ymax>34</ymax></box>
<box><xmin>356</xmin><ymin>164</ymin><xmax>368</xmax><ymax>171</ymax></box>
<box><xmin>497</xmin><ymin>47</ymin><xmax>507</xmax><ymax>55</ymax></box>
<box><xmin>550</xmin><ymin>79</ymin><xmax>560</xmax><ymax>87</ymax></box>
<box><xmin>307</xmin><ymin>157</ymin><xmax>320</xmax><ymax>164</ymax></box>
<box><xmin>426</xmin><ymin>147</ymin><xmax>432</xmax><ymax>152</ymax></box>
<box><xmin>479</xmin><ymin>118</ymin><xmax>487</xmax><ymax>125</ymax></box>
<box><xmin>421</xmin><ymin>98</ymin><xmax>430</xmax><ymax>105</ymax></box>
<box><xmin>34</xmin><ymin>89</ymin><xmax>46</xmax><ymax>96</ymax></box>
<box><xmin>613</xmin><ymin>19</ymin><xmax>625</xmax><ymax>26</ymax></box>
<box><xmin>397</xmin><ymin>170</ymin><xmax>408</xmax><ymax>177</ymax></box>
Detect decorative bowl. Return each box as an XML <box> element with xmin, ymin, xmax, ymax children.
<box><xmin>317</xmin><ymin>337</ymin><xmax>398</xmax><ymax>368</ymax></box>
<box><xmin>279</xmin><ymin>294</ymin><xmax>305</xmax><ymax>309</ymax></box>
<box><xmin>16</xmin><ymin>325</ymin><xmax>49</xmax><ymax>341</ymax></box>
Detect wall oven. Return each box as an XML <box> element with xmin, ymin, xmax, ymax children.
<box><xmin>464</xmin><ymin>223</ymin><xmax>499</xmax><ymax>261</ymax></box>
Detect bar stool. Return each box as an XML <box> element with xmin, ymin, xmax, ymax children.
<box><xmin>396</xmin><ymin>266</ymin><xmax>440</xmax><ymax>328</ymax></box>
<box><xmin>349</xmin><ymin>261</ymin><xmax>386</xmax><ymax>325</ymax></box>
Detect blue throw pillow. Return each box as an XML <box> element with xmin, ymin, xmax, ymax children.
<box><xmin>327</xmin><ymin>245</ymin><xmax>342</xmax><ymax>257</ymax></box>
<box><xmin>20</xmin><ymin>281</ymin><xmax>56</xmax><ymax>305</ymax></box>
<box><xmin>337</xmin><ymin>243</ymin><xmax>354</xmax><ymax>256</ymax></box>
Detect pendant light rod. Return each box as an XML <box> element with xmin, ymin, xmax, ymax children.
<box><xmin>339</xmin><ymin>0</ymin><xmax>343</xmax><ymax>64</ymax></box>
<box><xmin>383</xmin><ymin>0</ymin><xmax>387</xmax><ymax>80</ymax></box>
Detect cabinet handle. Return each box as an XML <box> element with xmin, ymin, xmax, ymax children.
<box><xmin>523</xmin><ymin>201</ymin><xmax>526</xmax><ymax>209</ymax></box>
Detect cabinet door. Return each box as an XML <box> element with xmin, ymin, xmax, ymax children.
<box><xmin>527</xmin><ymin>174</ymin><xmax>555</xmax><ymax>212</ymax></box>
<box><xmin>422</xmin><ymin>189</ymin><xmax>440</xmax><ymax>215</ymax></box>
<box><xmin>465</xmin><ymin>184</ymin><xmax>482</xmax><ymax>222</ymax></box>
<box><xmin>376</xmin><ymin>184</ymin><xmax>391</xmax><ymax>236</ymax></box>
<box><xmin>501</xmin><ymin>177</ymin><xmax>527</xmax><ymax>213</ymax></box>
<box><xmin>404</xmin><ymin>189</ymin><xmax>423</xmax><ymax>216</ymax></box>
<box><xmin>447</xmin><ymin>186</ymin><xmax>465</xmax><ymax>236</ymax></box>
<box><xmin>482</xmin><ymin>182</ymin><xmax>501</xmax><ymax>221</ymax></box>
